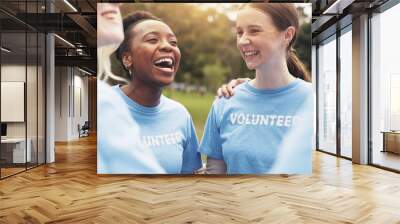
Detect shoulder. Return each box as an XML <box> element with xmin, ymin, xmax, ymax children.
<box><xmin>293</xmin><ymin>80</ymin><xmax>314</xmax><ymax>107</ymax></box>
<box><xmin>211</xmin><ymin>95</ymin><xmax>227</xmax><ymax>111</ymax></box>
<box><xmin>212</xmin><ymin>82</ymin><xmax>248</xmax><ymax>108</ymax></box>
<box><xmin>285</xmin><ymin>79</ymin><xmax>313</xmax><ymax>101</ymax></box>
<box><xmin>97</xmin><ymin>82</ymin><xmax>137</xmax><ymax>127</ymax></box>
<box><xmin>162</xmin><ymin>96</ymin><xmax>191</xmax><ymax>117</ymax></box>
<box><xmin>209</xmin><ymin>82</ymin><xmax>248</xmax><ymax>111</ymax></box>
<box><xmin>98</xmin><ymin>81</ymin><xmax>115</xmax><ymax>96</ymax></box>
<box><xmin>207</xmin><ymin>96</ymin><xmax>233</xmax><ymax>123</ymax></box>
<box><xmin>98</xmin><ymin>82</ymin><xmax>124</xmax><ymax>106</ymax></box>
<box><xmin>296</xmin><ymin>79</ymin><xmax>313</xmax><ymax>94</ymax></box>
<box><xmin>99</xmin><ymin>83</ymin><xmax>123</xmax><ymax>98</ymax></box>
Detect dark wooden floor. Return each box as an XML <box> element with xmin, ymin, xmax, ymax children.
<box><xmin>0</xmin><ymin>135</ymin><xmax>400</xmax><ymax>223</ymax></box>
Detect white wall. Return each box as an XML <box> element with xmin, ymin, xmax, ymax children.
<box><xmin>1</xmin><ymin>65</ymin><xmax>26</xmax><ymax>140</ymax></box>
<box><xmin>74</xmin><ymin>70</ymin><xmax>89</xmax><ymax>139</ymax></box>
<box><xmin>1</xmin><ymin>82</ymin><xmax>25</xmax><ymax>122</ymax></box>
<box><xmin>54</xmin><ymin>66</ymin><xmax>89</xmax><ymax>141</ymax></box>
<box><xmin>55</xmin><ymin>66</ymin><xmax>69</xmax><ymax>141</ymax></box>
<box><xmin>1</xmin><ymin>65</ymin><xmax>37</xmax><ymax>138</ymax></box>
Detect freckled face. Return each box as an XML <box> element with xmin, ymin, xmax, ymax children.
<box><xmin>236</xmin><ymin>8</ymin><xmax>287</xmax><ymax>70</ymax></box>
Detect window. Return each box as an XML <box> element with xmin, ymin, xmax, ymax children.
<box><xmin>339</xmin><ymin>28</ymin><xmax>352</xmax><ymax>158</ymax></box>
<box><xmin>0</xmin><ymin>0</ymin><xmax>46</xmax><ymax>179</ymax></box>
<box><xmin>371</xmin><ymin>2</ymin><xmax>400</xmax><ymax>171</ymax></box>
<box><xmin>317</xmin><ymin>35</ymin><xmax>337</xmax><ymax>154</ymax></box>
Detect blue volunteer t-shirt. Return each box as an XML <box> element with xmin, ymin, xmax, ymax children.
<box><xmin>97</xmin><ymin>81</ymin><xmax>164</xmax><ymax>174</ymax></box>
<box><xmin>199</xmin><ymin>79</ymin><xmax>313</xmax><ymax>174</ymax></box>
<box><xmin>113</xmin><ymin>85</ymin><xmax>202</xmax><ymax>174</ymax></box>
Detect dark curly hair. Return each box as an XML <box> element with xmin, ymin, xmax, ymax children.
<box><xmin>116</xmin><ymin>11</ymin><xmax>162</xmax><ymax>64</ymax></box>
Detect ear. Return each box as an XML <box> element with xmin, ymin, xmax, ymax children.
<box><xmin>283</xmin><ymin>26</ymin><xmax>296</xmax><ymax>47</ymax></box>
<box><xmin>122</xmin><ymin>53</ymin><xmax>133</xmax><ymax>69</ymax></box>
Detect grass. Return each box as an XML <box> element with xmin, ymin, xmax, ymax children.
<box><xmin>163</xmin><ymin>89</ymin><xmax>215</xmax><ymax>141</ymax></box>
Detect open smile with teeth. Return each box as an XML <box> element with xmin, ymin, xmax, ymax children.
<box><xmin>244</xmin><ymin>51</ymin><xmax>260</xmax><ymax>58</ymax></box>
<box><xmin>153</xmin><ymin>57</ymin><xmax>175</xmax><ymax>73</ymax></box>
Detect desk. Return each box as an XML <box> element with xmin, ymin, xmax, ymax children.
<box><xmin>382</xmin><ymin>131</ymin><xmax>400</xmax><ymax>154</ymax></box>
<box><xmin>1</xmin><ymin>138</ymin><xmax>31</xmax><ymax>163</ymax></box>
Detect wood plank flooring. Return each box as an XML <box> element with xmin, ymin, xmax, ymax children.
<box><xmin>0</xmin><ymin>135</ymin><xmax>400</xmax><ymax>223</ymax></box>
<box><xmin>0</xmin><ymin>167</ymin><xmax>26</xmax><ymax>178</ymax></box>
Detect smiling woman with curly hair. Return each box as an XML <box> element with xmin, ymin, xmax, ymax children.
<box><xmin>111</xmin><ymin>11</ymin><xmax>202</xmax><ymax>174</ymax></box>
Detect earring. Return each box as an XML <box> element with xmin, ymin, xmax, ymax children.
<box><xmin>124</xmin><ymin>65</ymin><xmax>132</xmax><ymax>79</ymax></box>
<box><xmin>124</xmin><ymin>64</ymin><xmax>131</xmax><ymax>73</ymax></box>
<box><xmin>126</xmin><ymin>67</ymin><xmax>132</xmax><ymax>76</ymax></box>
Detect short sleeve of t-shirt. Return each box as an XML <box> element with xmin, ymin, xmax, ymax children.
<box><xmin>181</xmin><ymin>116</ymin><xmax>202</xmax><ymax>174</ymax></box>
<box><xmin>199</xmin><ymin>99</ymin><xmax>224</xmax><ymax>160</ymax></box>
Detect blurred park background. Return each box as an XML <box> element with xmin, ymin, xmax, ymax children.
<box><xmin>110</xmin><ymin>3</ymin><xmax>311</xmax><ymax>139</ymax></box>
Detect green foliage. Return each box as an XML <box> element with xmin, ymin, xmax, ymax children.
<box><xmin>164</xmin><ymin>89</ymin><xmax>215</xmax><ymax>162</ymax></box>
<box><xmin>115</xmin><ymin>3</ymin><xmax>311</xmax><ymax>90</ymax></box>
<box><xmin>163</xmin><ymin>89</ymin><xmax>215</xmax><ymax>140</ymax></box>
<box><xmin>118</xmin><ymin>3</ymin><xmax>247</xmax><ymax>87</ymax></box>
<box><xmin>203</xmin><ymin>62</ymin><xmax>230</xmax><ymax>92</ymax></box>
<box><xmin>294</xmin><ymin>22</ymin><xmax>311</xmax><ymax>72</ymax></box>
<box><xmin>182</xmin><ymin>72</ymin><xmax>192</xmax><ymax>85</ymax></box>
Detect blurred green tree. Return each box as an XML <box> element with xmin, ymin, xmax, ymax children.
<box><xmin>203</xmin><ymin>62</ymin><xmax>230</xmax><ymax>92</ymax></box>
<box><xmin>111</xmin><ymin>3</ymin><xmax>311</xmax><ymax>90</ymax></box>
<box><xmin>294</xmin><ymin>22</ymin><xmax>311</xmax><ymax>73</ymax></box>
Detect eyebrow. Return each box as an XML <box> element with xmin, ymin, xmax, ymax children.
<box><xmin>247</xmin><ymin>25</ymin><xmax>263</xmax><ymax>29</ymax></box>
<box><xmin>143</xmin><ymin>31</ymin><xmax>176</xmax><ymax>38</ymax></box>
<box><xmin>236</xmin><ymin>24</ymin><xmax>263</xmax><ymax>30</ymax></box>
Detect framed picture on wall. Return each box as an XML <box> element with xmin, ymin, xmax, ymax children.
<box><xmin>1</xmin><ymin>81</ymin><xmax>25</xmax><ymax>122</ymax></box>
<box><xmin>97</xmin><ymin>3</ymin><xmax>313</xmax><ymax>175</ymax></box>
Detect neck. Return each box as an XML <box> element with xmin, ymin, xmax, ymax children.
<box><xmin>122</xmin><ymin>77</ymin><xmax>162</xmax><ymax>107</ymax></box>
<box><xmin>252</xmin><ymin>59</ymin><xmax>295</xmax><ymax>89</ymax></box>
